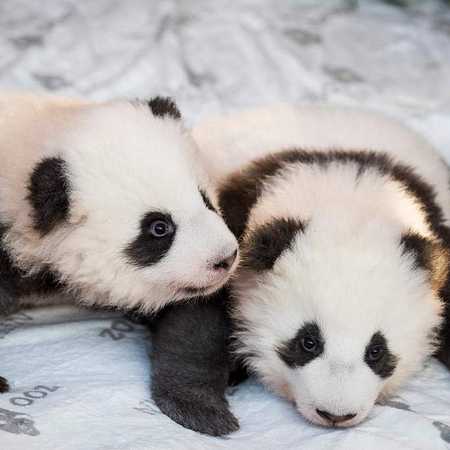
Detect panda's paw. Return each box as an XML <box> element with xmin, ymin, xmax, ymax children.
<box><xmin>152</xmin><ymin>389</ymin><xmax>239</xmax><ymax>436</ymax></box>
<box><xmin>0</xmin><ymin>376</ymin><xmax>10</xmax><ymax>393</ymax></box>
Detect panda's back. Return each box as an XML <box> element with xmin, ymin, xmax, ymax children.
<box><xmin>0</xmin><ymin>91</ymin><xmax>88</xmax><ymax>165</ymax></box>
<box><xmin>193</xmin><ymin>105</ymin><xmax>450</xmax><ymax>225</ymax></box>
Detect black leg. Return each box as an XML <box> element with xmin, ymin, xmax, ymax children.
<box><xmin>149</xmin><ymin>289</ymin><xmax>239</xmax><ymax>436</ymax></box>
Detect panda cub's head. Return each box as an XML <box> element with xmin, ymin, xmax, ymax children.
<box><xmin>7</xmin><ymin>97</ymin><xmax>238</xmax><ymax>312</ymax></box>
<box><xmin>222</xmin><ymin>150</ymin><xmax>446</xmax><ymax>428</ymax></box>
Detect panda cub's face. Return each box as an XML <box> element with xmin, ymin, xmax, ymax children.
<box><xmin>233</xmin><ymin>218</ymin><xmax>443</xmax><ymax>428</ymax></box>
<box><xmin>24</xmin><ymin>98</ymin><xmax>238</xmax><ymax>311</ymax></box>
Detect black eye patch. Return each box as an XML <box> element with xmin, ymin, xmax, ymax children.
<box><xmin>277</xmin><ymin>322</ymin><xmax>324</xmax><ymax>368</ymax></box>
<box><xmin>364</xmin><ymin>331</ymin><xmax>398</xmax><ymax>378</ymax></box>
<box><xmin>199</xmin><ymin>189</ymin><xmax>216</xmax><ymax>213</ymax></box>
<box><xmin>125</xmin><ymin>212</ymin><xmax>176</xmax><ymax>267</ymax></box>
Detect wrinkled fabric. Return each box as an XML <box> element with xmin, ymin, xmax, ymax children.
<box><xmin>0</xmin><ymin>1</ymin><xmax>450</xmax><ymax>449</ymax></box>
<box><xmin>0</xmin><ymin>306</ymin><xmax>449</xmax><ymax>450</ymax></box>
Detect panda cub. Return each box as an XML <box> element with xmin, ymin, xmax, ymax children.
<box><xmin>192</xmin><ymin>105</ymin><xmax>450</xmax><ymax>429</ymax></box>
<box><xmin>0</xmin><ymin>93</ymin><xmax>238</xmax><ymax>397</ymax></box>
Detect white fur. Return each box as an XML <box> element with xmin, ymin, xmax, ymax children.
<box><xmin>0</xmin><ymin>92</ymin><xmax>238</xmax><ymax>312</ymax></box>
<box><xmin>193</xmin><ymin>105</ymin><xmax>449</xmax><ymax>427</ymax></box>
<box><xmin>193</xmin><ymin>104</ymin><xmax>450</xmax><ymax>225</ymax></box>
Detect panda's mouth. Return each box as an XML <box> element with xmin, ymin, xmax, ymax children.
<box><xmin>297</xmin><ymin>403</ymin><xmax>367</xmax><ymax>429</ymax></box>
<box><xmin>183</xmin><ymin>285</ymin><xmax>216</xmax><ymax>296</ymax></box>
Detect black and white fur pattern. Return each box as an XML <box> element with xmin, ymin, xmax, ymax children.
<box><xmin>0</xmin><ymin>93</ymin><xmax>238</xmax><ymax>397</ymax></box>
<box><xmin>192</xmin><ymin>105</ymin><xmax>450</xmax><ymax>428</ymax></box>
<box><xmin>0</xmin><ymin>92</ymin><xmax>238</xmax><ymax>312</ymax></box>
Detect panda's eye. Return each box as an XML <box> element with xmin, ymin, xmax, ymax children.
<box><xmin>364</xmin><ymin>331</ymin><xmax>397</xmax><ymax>378</ymax></box>
<box><xmin>301</xmin><ymin>336</ymin><xmax>318</xmax><ymax>353</ymax></box>
<box><xmin>148</xmin><ymin>219</ymin><xmax>174</xmax><ymax>238</ymax></box>
<box><xmin>125</xmin><ymin>212</ymin><xmax>177</xmax><ymax>267</ymax></box>
<box><xmin>367</xmin><ymin>344</ymin><xmax>384</xmax><ymax>362</ymax></box>
<box><xmin>277</xmin><ymin>322</ymin><xmax>324</xmax><ymax>368</ymax></box>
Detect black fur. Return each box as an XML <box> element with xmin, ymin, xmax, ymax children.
<box><xmin>149</xmin><ymin>289</ymin><xmax>239</xmax><ymax>436</ymax></box>
<box><xmin>218</xmin><ymin>149</ymin><xmax>448</xmax><ymax>243</ymax></box>
<box><xmin>147</xmin><ymin>97</ymin><xmax>181</xmax><ymax>120</ymax></box>
<box><xmin>27</xmin><ymin>157</ymin><xmax>71</xmax><ymax>236</ymax></box>
<box><xmin>218</xmin><ymin>152</ymin><xmax>295</xmax><ymax>239</ymax></box>
<box><xmin>277</xmin><ymin>322</ymin><xmax>324</xmax><ymax>368</ymax></box>
<box><xmin>142</xmin><ymin>147</ymin><xmax>450</xmax><ymax>436</ymax></box>
<box><xmin>219</xmin><ymin>148</ymin><xmax>450</xmax><ymax>375</ymax></box>
<box><xmin>436</xmin><ymin>232</ymin><xmax>450</xmax><ymax>370</ymax></box>
<box><xmin>390</xmin><ymin>164</ymin><xmax>446</xmax><ymax>243</ymax></box>
<box><xmin>228</xmin><ymin>360</ymin><xmax>250</xmax><ymax>386</ymax></box>
<box><xmin>400</xmin><ymin>232</ymin><xmax>432</xmax><ymax>270</ymax></box>
<box><xmin>0</xmin><ymin>224</ymin><xmax>62</xmax><ymax>315</ymax></box>
<box><xmin>199</xmin><ymin>189</ymin><xmax>216</xmax><ymax>212</ymax></box>
<box><xmin>437</xmin><ymin>302</ymin><xmax>450</xmax><ymax>369</ymax></box>
<box><xmin>244</xmin><ymin>218</ymin><xmax>305</xmax><ymax>272</ymax></box>
<box><xmin>364</xmin><ymin>331</ymin><xmax>398</xmax><ymax>378</ymax></box>
<box><xmin>125</xmin><ymin>212</ymin><xmax>176</xmax><ymax>267</ymax></box>
<box><xmin>0</xmin><ymin>376</ymin><xmax>8</xmax><ymax>393</ymax></box>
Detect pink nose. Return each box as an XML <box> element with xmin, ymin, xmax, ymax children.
<box><xmin>212</xmin><ymin>249</ymin><xmax>238</xmax><ymax>271</ymax></box>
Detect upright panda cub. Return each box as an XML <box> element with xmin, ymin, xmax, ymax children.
<box><xmin>0</xmin><ymin>93</ymin><xmax>238</xmax><ymax>414</ymax></box>
<box><xmin>191</xmin><ymin>105</ymin><xmax>450</xmax><ymax>429</ymax></box>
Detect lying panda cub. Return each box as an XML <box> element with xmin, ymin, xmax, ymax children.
<box><xmin>181</xmin><ymin>105</ymin><xmax>449</xmax><ymax>431</ymax></box>
<box><xmin>0</xmin><ymin>93</ymin><xmax>238</xmax><ymax>405</ymax></box>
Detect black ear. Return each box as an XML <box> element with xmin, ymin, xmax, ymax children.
<box><xmin>400</xmin><ymin>232</ymin><xmax>431</xmax><ymax>270</ymax></box>
<box><xmin>244</xmin><ymin>218</ymin><xmax>305</xmax><ymax>272</ymax></box>
<box><xmin>27</xmin><ymin>157</ymin><xmax>71</xmax><ymax>235</ymax></box>
<box><xmin>400</xmin><ymin>231</ymin><xmax>449</xmax><ymax>291</ymax></box>
<box><xmin>147</xmin><ymin>96</ymin><xmax>181</xmax><ymax>120</ymax></box>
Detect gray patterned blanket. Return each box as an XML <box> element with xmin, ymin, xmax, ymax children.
<box><xmin>0</xmin><ymin>1</ymin><xmax>450</xmax><ymax>449</ymax></box>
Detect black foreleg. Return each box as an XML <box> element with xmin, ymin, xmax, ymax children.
<box><xmin>149</xmin><ymin>289</ymin><xmax>239</xmax><ymax>436</ymax></box>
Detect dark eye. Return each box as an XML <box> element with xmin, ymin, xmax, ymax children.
<box><xmin>367</xmin><ymin>344</ymin><xmax>384</xmax><ymax>362</ymax></box>
<box><xmin>148</xmin><ymin>219</ymin><xmax>174</xmax><ymax>238</ymax></box>
<box><xmin>277</xmin><ymin>322</ymin><xmax>324</xmax><ymax>368</ymax></box>
<box><xmin>301</xmin><ymin>336</ymin><xmax>318</xmax><ymax>353</ymax></box>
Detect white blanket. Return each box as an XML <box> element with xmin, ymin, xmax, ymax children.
<box><xmin>1</xmin><ymin>0</ymin><xmax>450</xmax><ymax>449</ymax></box>
<box><xmin>0</xmin><ymin>306</ymin><xmax>449</xmax><ymax>450</ymax></box>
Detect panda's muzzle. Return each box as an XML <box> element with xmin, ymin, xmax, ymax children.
<box><xmin>182</xmin><ymin>248</ymin><xmax>238</xmax><ymax>296</ymax></box>
<box><xmin>316</xmin><ymin>409</ymin><xmax>357</xmax><ymax>426</ymax></box>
